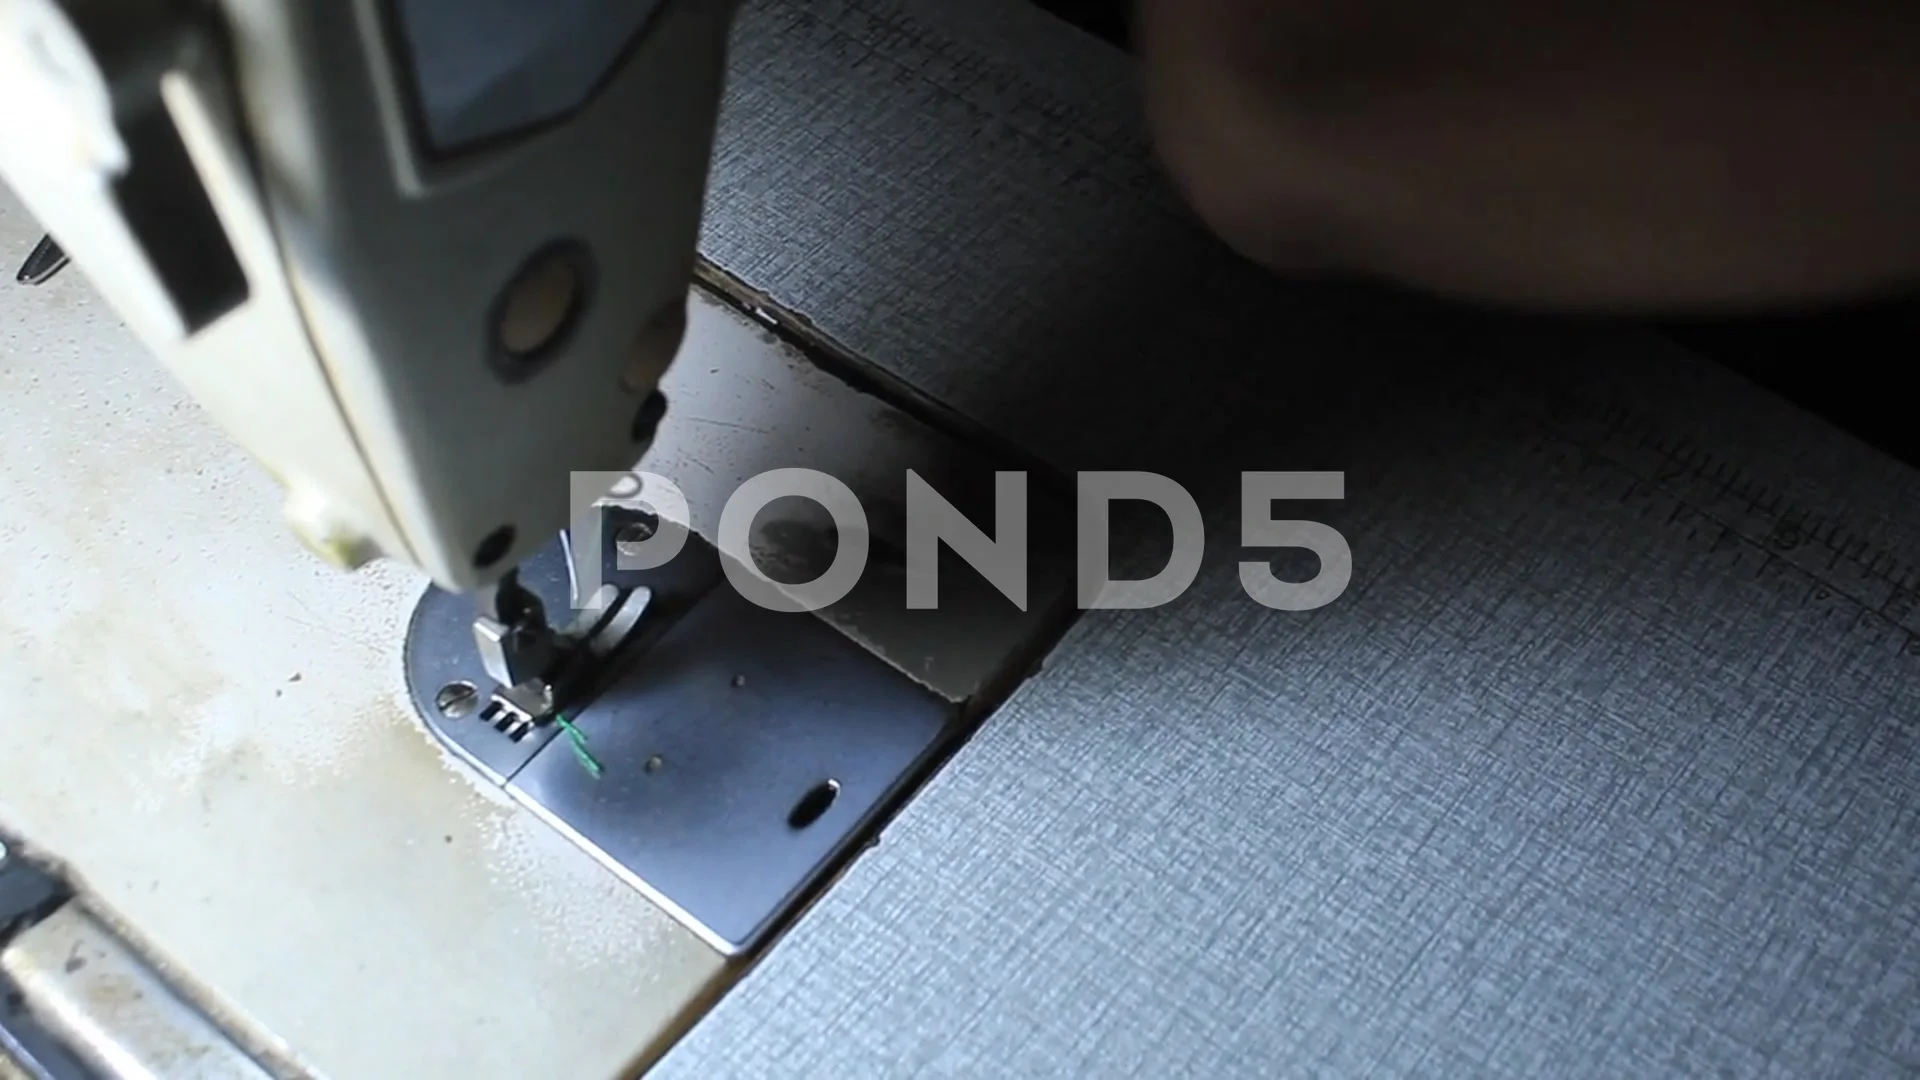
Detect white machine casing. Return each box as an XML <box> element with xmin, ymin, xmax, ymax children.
<box><xmin>0</xmin><ymin>0</ymin><xmax>738</xmax><ymax>591</ymax></box>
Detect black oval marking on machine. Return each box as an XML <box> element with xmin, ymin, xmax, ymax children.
<box><xmin>472</xmin><ymin>524</ymin><xmax>516</xmax><ymax>570</ymax></box>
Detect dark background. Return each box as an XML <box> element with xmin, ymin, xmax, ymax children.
<box><xmin>1029</xmin><ymin>0</ymin><xmax>1920</xmax><ymax>472</ymax></box>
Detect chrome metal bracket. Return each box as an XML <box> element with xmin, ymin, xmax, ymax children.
<box><xmin>0</xmin><ymin>839</ymin><xmax>276</xmax><ymax>1078</ymax></box>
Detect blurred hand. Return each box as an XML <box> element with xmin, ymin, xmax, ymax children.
<box><xmin>1136</xmin><ymin>0</ymin><xmax>1920</xmax><ymax>311</ymax></box>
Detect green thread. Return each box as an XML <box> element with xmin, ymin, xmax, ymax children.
<box><xmin>554</xmin><ymin>713</ymin><xmax>603</xmax><ymax>778</ymax></box>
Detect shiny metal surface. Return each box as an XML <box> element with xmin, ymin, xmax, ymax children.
<box><xmin>1</xmin><ymin>907</ymin><xmax>270</xmax><ymax>1079</ymax></box>
<box><xmin>512</xmin><ymin>579</ymin><xmax>955</xmax><ymax>953</ymax></box>
<box><xmin>0</xmin><ymin>847</ymin><xmax>85</xmax><ymax>1080</ymax></box>
<box><xmin>641</xmin><ymin>290</ymin><xmax>1081</xmax><ymax>704</ymax></box>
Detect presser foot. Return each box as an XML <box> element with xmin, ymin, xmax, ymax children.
<box><xmin>464</xmin><ymin>560</ymin><xmax>654</xmax><ymax>741</ymax></box>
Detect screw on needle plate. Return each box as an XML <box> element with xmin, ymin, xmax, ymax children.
<box><xmin>435</xmin><ymin>681</ymin><xmax>479</xmax><ymax>719</ymax></box>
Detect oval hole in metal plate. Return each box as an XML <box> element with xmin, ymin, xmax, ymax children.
<box><xmin>787</xmin><ymin>780</ymin><xmax>840</xmax><ymax>830</ymax></box>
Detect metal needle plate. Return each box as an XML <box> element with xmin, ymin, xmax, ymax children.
<box><xmin>514</xmin><ymin>578</ymin><xmax>955</xmax><ymax>951</ymax></box>
<box><xmin>405</xmin><ymin>522</ymin><xmax>964</xmax><ymax>954</ymax></box>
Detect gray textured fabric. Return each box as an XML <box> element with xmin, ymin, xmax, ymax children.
<box><xmin>667</xmin><ymin>1</ymin><xmax>1920</xmax><ymax>1075</ymax></box>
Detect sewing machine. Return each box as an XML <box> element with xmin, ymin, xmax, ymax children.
<box><xmin>9</xmin><ymin>3</ymin><xmax>1920</xmax><ymax>1079</ymax></box>
<box><xmin>0</xmin><ymin>1</ymin><xmax>1089</xmax><ymax>1075</ymax></box>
